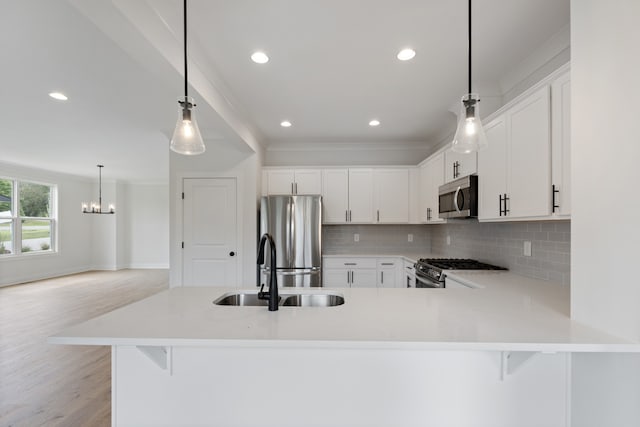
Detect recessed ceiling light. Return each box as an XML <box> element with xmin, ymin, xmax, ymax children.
<box><xmin>396</xmin><ymin>48</ymin><xmax>416</xmax><ymax>61</ymax></box>
<box><xmin>49</xmin><ymin>92</ymin><xmax>68</xmax><ymax>101</ymax></box>
<box><xmin>280</xmin><ymin>120</ymin><xmax>292</xmax><ymax>127</ymax></box>
<box><xmin>251</xmin><ymin>51</ymin><xmax>269</xmax><ymax>64</ymax></box>
<box><xmin>369</xmin><ymin>120</ymin><xmax>381</xmax><ymax>127</ymax></box>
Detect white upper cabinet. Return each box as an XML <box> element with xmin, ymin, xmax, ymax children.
<box><xmin>322</xmin><ymin>169</ymin><xmax>350</xmax><ymax>223</ymax></box>
<box><xmin>478</xmin><ymin>86</ymin><xmax>552</xmax><ymax>221</ymax></box>
<box><xmin>264</xmin><ymin>169</ymin><xmax>322</xmax><ymax>195</ymax></box>
<box><xmin>478</xmin><ymin>115</ymin><xmax>508</xmax><ymax>220</ymax></box>
<box><xmin>508</xmin><ymin>86</ymin><xmax>551</xmax><ymax>218</ymax></box>
<box><xmin>551</xmin><ymin>71</ymin><xmax>571</xmax><ymax>217</ymax></box>
<box><xmin>320</xmin><ymin>168</ymin><xmax>409</xmax><ymax>224</ymax></box>
<box><xmin>293</xmin><ymin>169</ymin><xmax>322</xmax><ymax>194</ymax></box>
<box><xmin>348</xmin><ymin>169</ymin><xmax>375</xmax><ymax>223</ymax></box>
<box><xmin>444</xmin><ymin>148</ymin><xmax>477</xmax><ymax>182</ymax></box>
<box><xmin>419</xmin><ymin>152</ymin><xmax>445</xmax><ymax>223</ymax></box>
<box><xmin>373</xmin><ymin>169</ymin><xmax>409</xmax><ymax>223</ymax></box>
<box><xmin>320</xmin><ymin>168</ymin><xmax>374</xmax><ymax>224</ymax></box>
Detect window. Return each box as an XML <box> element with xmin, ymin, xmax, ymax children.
<box><xmin>0</xmin><ymin>177</ymin><xmax>56</xmax><ymax>256</ymax></box>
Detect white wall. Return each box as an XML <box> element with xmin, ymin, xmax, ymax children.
<box><xmin>0</xmin><ymin>161</ymin><xmax>93</xmax><ymax>286</ymax></box>
<box><xmin>0</xmin><ymin>161</ymin><xmax>170</xmax><ymax>286</ymax></box>
<box><xmin>169</xmin><ymin>139</ymin><xmax>262</xmax><ymax>287</ymax></box>
<box><xmin>570</xmin><ymin>1</ymin><xmax>640</xmax><ymax>425</ymax></box>
<box><xmin>570</xmin><ymin>0</ymin><xmax>640</xmax><ymax>343</ymax></box>
<box><xmin>90</xmin><ymin>180</ymin><xmax>117</xmax><ymax>270</ymax></box>
<box><xmin>123</xmin><ymin>183</ymin><xmax>169</xmax><ymax>268</ymax></box>
<box><xmin>90</xmin><ymin>181</ymin><xmax>170</xmax><ymax>270</ymax></box>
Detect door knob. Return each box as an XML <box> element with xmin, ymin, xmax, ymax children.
<box><xmin>229</xmin><ymin>251</ymin><xmax>236</xmax><ymax>257</ymax></box>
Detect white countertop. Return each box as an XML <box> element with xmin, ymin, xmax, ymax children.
<box><xmin>50</xmin><ymin>271</ymin><xmax>640</xmax><ymax>352</ymax></box>
<box><xmin>322</xmin><ymin>252</ymin><xmax>439</xmax><ymax>263</ymax></box>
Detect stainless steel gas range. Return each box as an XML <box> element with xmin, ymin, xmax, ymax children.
<box><xmin>414</xmin><ymin>258</ymin><xmax>507</xmax><ymax>288</ymax></box>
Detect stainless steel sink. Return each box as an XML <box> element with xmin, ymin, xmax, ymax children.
<box><xmin>282</xmin><ymin>294</ymin><xmax>344</xmax><ymax>307</ymax></box>
<box><xmin>214</xmin><ymin>293</ymin><xmax>280</xmax><ymax>306</ymax></box>
<box><xmin>213</xmin><ymin>292</ymin><xmax>344</xmax><ymax>307</ymax></box>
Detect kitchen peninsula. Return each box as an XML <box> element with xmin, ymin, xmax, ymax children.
<box><xmin>50</xmin><ymin>272</ymin><xmax>640</xmax><ymax>427</ymax></box>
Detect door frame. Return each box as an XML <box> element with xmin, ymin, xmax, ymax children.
<box><xmin>173</xmin><ymin>174</ymin><xmax>243</xmax><ymax>287</ymax></box>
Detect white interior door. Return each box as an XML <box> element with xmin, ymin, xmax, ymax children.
<box><xmin>183</xmin><ymin>178</ymin><xmax>237</xmax><ymax>287</ymax></box>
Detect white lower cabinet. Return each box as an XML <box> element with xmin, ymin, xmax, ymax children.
<box><xmin>377</xmin><ymin>258</ymin><xmax>399</xmax><ymax>288</ymax></box>
<box><xmin>323</xmin><ymin>257</ymin><xmax>401</xmax><ymax>288</ymax></box>
<box><xmin>323</xmin><ymin>258</ymin><xmax>377</xmax><ymax>288</ymax></box>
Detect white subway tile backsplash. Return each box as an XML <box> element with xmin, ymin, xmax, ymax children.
<box><xmin>323</xmin><ymin>220</ymin><xmax>571</xmax><ymax>286</ymax></box>
<box><xmin>430</xmin><ymin>220</ymin><xmax>570</xmax><ymax>285</ymax></box>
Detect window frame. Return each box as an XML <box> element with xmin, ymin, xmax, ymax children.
<box><xmin>0</xmin><ymin>176</ymin><xmax>58</xmax><ymax>257</ymax></box>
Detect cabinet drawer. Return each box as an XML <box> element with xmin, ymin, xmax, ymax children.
<box><xmin>377</xmin><ymin>258</ymin><xmax>398</xmax><ymax>268</ymax></box>
<box><xmin>323</xmin><ymin>257</ymin><xmax>377</xmax><ymax>269</ymax></box>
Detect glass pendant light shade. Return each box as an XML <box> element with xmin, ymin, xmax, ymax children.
<box><xmin>170</xmin><ymin>96</ymin><xmax>205</xmax><ymax>155</ymax></box>
<box><xmin>451</xmin><ymin>93</ymin><xmax>488</xmax><ymax>154</ymax></box>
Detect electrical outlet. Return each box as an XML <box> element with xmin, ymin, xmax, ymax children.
<box><xmin>354</xmin><ymin>233</ymin><xmax>359</xmax><ymax>242</ymax></box>
<box><xmin>524</xmin><ymin>241</ymin><xmax>532</xmax><ymax>257</ymax></box>
<box><xmin>408</xmin><ymin>234</ymin><xmax>413</xmax><ymax>242</ymax></box>
<box><xmin>446</xmin><ymin>235</ymin><xmax>451</xmax><ymax>245</ymax></box>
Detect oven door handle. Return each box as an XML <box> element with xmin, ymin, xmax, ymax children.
<box><xmin>453</xmin><ymin>186</ymin><xmax>462</xmax><ymax>213</ymax></box>
<box><xmin>415</xmin><ymin>274</ymin><xmax>442</xmax><ymax>288</ymax></box>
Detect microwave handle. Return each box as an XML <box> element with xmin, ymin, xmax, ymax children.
<box><xmin>453</xmin><ymin>186</ymin><xmax>462</xmax><ymax>213</ymax></box>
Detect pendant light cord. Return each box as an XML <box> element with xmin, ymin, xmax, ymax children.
<box><xmin>468</xmin><ymin>0</ymin><xmax>472</xmax><ymax>95</ymax></box>
<box><xmin>183</xmin><ymin>0</ymin><xmax>188</xmax><ymax>100</ymax></box>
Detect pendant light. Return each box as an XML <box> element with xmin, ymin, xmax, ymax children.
<box><xmin>170</xmin><ymin>0</ymin><xmax>206</xmax><ymax>155</ymax></box>
<box><xmin>82</xmin><ymin>165</ymin><xmax>115</xmax><ymax>214</ymax></box>
<box><xmin>451</xmin><ymin>0</ymin><xmax>488</xmax><ymax>154</ymax></box>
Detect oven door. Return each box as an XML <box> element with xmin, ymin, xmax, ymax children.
<box><xmin>415</xmin><ymin>274</ymin><xmax>443</xmax><ymax>288</ymax></box>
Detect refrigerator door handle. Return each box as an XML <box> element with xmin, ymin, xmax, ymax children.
<box><xmin>264</xmin><ymin>268</ymin><xmax>321</xmax><ymax>276</ymax></box>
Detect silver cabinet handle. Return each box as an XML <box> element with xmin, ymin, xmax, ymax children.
<box><xmin>351</xmin><ymin>271</ymin><xmax>354</xmax><ymax>284</ymax></box>
<box><xmin>347</xmin><ymin>271</ymin><xmax>350</xmax><ymax>284</ymax></box>
<box><xmin>345</xmin><ymin>210</ymin><xmax>348</xmax><ymax>222</ymax></box>
<box><xmin>344</xmin><ymin>262</ymin><xmax>357</xmax><ymax>266</ymax></box>
<box><xmin>377</xmin><ymin>210</ymin><xmax>380</xmax><ymax>222</ymax></box>
<box><xmin>381</xmin><ymin>271</ymin><xmax>384</xmax><ymax>284</ymax></box>
<box><xmin>381</xmin><ymin>262</ymin><xmax>394</xmax><ymax>266</ymax></box>
<box><xmin>295</xmin><ymin>182</ymin><xmax>298</xmax><ymax>194</ymax></box>
<box><xmin>291</xmin><ymin>183</ymin><xmax>294</xmax><ymax>194</ymax></box>
<box><xmin>349</xmin><ymin>210</ymin><xmax>352</xmax><ymax>222</ymax></box>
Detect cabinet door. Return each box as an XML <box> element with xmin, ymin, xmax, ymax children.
<box><xmin>377</xmin><ymin>259</ymin><xmax>399</xmax><ymax>288</ymax></box>
<box><xmin>266</xmin><ymin>170</ymin><xmax>295</xmax><ymax>195</ymax></box>
<box><xmin>293</xmin><ymin>169</ymin><xmax>322</xmax><ymax>195</ymax></box>
<box><xmin>348</xmin><ymin>169</ymin><xmax>374</xmax><ymax>223</ymax></box>
<box><xmin>322</xmin><ymin>169</ymin><xmax>349</xmax><ymax>223</ymax></box>
<box><xmin>508</xmin><ymin>86</ymin><xmax>551</xmax><ymax>218</ymax></box>
<box><xmin>425</xmin><ymin>154</ymin><xmax>445</xmax><ymax>223</ymax></box>
<box><xmin>350</xmin><ymin>269</ymin><xmax>377</xmax><ymax>288</ymax></box>
<box><xmin>374</xmin><ymin>169</ymin><xmax>409</xmax><ymax>223</ymax></box>
<box><xmin>419</xmin><ymin>162</ymin><xmax>430</xmax><ymax>222</ymax></box>
<box><xmin>478</xmin><ymin>115</ymin><xmax>508</xmax><ymax>220</ymax></box>
<box><xmin>444</xmin><ymin>149</ymin><xmax>477</xmax><ymax>182</ymax></box>
<box><xmin>322</xmin><ymin>269</ymin><xmax>350</xmax><ymax>287</ymax></box>
<box><xmin>551</xmin><ymin>72</ymin><xmax>571</xmax><ymax>217</ymax></box>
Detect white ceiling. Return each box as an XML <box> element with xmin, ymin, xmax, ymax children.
<box><xmin>0</xmin><ymin>0</ymin><xmax>569</xmax><ymax>182</ymax></box>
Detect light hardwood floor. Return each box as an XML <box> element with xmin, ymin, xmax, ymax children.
<box><xmin>0</xmin><ymin>269</ymin><xmax>169</xmax><ymax>427</ymax></box>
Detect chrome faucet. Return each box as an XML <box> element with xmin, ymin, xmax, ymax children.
<box><xmin>257</xmin><ymin>233</ymin><xmax>279</xmax><ymax>311</ymax></box>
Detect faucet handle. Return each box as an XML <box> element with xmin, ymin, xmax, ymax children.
<box><xmin>258</xmin><ymin>284</ymin><xmax>268</xmax><ymax>300</ymax></box>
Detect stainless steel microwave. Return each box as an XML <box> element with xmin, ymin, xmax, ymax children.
<box><xmin>438</xmin><ymin>175</ymin><xmax>478</xmax><ymax>219</ymax></box>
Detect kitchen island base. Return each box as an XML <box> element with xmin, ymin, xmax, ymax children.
<box><xmin>114</xmin><ymin>345</ymin><xmax>569</xmax><ymax>427</ymax></box>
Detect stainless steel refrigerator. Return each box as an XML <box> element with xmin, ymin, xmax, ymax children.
<box><xmin>259</xmin><ymin>195</ymin><xmax>322</xmax><ymax>287</ymax></box>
